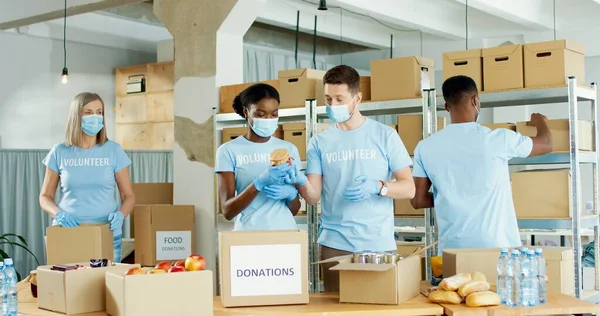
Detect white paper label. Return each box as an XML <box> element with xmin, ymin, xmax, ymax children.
<box><xmin>155</xmin><ymin>231</ymin><xmax>192</xmax><ymax>260</ymax></box>
<box><xmin>420</xmin><ymin>67</ymin><xmax>431</xmax><ymax>90</ymax></box>
<box><xmin>229</xmin><ymin>244</ymin><xmax>302</xmax><ymax>297</ymax></box>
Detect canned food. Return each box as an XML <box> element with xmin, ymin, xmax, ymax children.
<box><xmin>367</xmin><ymin>252</ymin><xmax>385</xmax><ymax>264</ymax></box>
<box><xmin>352</xmin><ymin>252</ymin><xmax>371</xmax><ymax>263</ymax></box>
<box><xmin>383</xmin><ymin>253</ymin><xmax>402</xmax><ymax>264</ymax></box>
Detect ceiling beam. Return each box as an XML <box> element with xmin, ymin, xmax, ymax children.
<box><xmin>0</xmin><ymin>0</ymin><xmax>145</xmax><ymax>30</ymax></box>
<box><xmin>454</xmin><ymin>0</ymin><xmax>553</xmax><ymax>31</ymax></box>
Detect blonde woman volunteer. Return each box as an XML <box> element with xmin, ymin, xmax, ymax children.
<box><xmin>39</xmin><ymin>92</ymin><xmax>136</xmax><ymax>263</ymax></box>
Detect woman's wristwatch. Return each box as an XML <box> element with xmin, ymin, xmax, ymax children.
<box><xmin>378</xmin><ymin>180</ymin><xmax>388</xmax><ymax>196</ymax></box>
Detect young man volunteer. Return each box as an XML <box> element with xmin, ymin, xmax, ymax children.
<box><xmin>289</xmin><ymin>65</ymin><xmax>416</xmax><ymax>292</ymax></box>
<box><xmin>410</xmin><ymin>75</ymin><xmax>553</xmax><ymax>253</ymax></box>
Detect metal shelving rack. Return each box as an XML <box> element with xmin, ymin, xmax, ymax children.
<box><xmin>426</xmin><ymin>78</ymin><xmax>599</xmax><ymax>301</ymax></box>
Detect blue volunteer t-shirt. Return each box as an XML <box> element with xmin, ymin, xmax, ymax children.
<box><xmin>43</xmin><ymin>140</ymin><xmax>132</xmax><ymax>223</ymax></box>
<box><xmin>306</xmin><ymin>118</ymin><xmax>412</xmax><ymax>252</ymax></box>
<box><xmin>215</xmin><ymin>136</ymin><xmax>301</xmax><ymax>231</ymax></box>
<box><xmin>412</xmin><ymin>123</ymin><xmax>533</xmax><ymax>252</ymax></box>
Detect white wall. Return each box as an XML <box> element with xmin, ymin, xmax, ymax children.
<box><xmin>0</xmin><ymin>31</ymin><xmax>156</xmax><ymax>149</ymax></box>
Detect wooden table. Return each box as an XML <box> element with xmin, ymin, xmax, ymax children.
<box><xmin>17</xmin><ymin>282</ymin><xmax>443</xmax><ymax>316</ymax></box>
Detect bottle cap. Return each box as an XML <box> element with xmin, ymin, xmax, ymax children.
<box><xmin>4</xmin><ymin>258</ymin><xmax>13</xmax><ymax>265</ymax></box>
<box><xmin>500</xmin><ymin>248</ymin><xmax>508</xmax><ymax>253</ymax></box>
<box><xmin>0</xmin><ymin>262</ymin><xmax>3</xmax><ymax>267</ymax></box>
<box><xmin>520</xmin><ymin>247</ymin><xmax>528</xmax><ymax>252</ymax></box>
<box><xmin>535</xmin><ymin>248</ymin><xmax>543</xmax><ymax>253</ymax></box>
<box><xmin>511</xmin><ymin>249</ymin><xmax>520</xmax><ymax>255</ymax></box>
<box><xmin>527</xmin><ymin>249</ymin><xmax>535</xmax><ymax>255</ymax></box>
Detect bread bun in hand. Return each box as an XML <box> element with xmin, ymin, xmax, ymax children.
<box><xmin>428</xmin><ymin>290</ymin><xmax>463</xmax><ymax>305</ymax></box>
<box><xmin>439</xmin><ymin>273</ymin><xmax>472</xmax><ymax>291</ymax></box>
<box><xmin>465</xmin><ymin>291</ymin><xmax>501</xmax><ymax>307</ymax></box>
<box><xmin>457</xmin><ymin>280</ymin><xmax>491</xmax><ymax>297</ymax></box>
<box><xmin>270</xmin><ymin>149</ymin><xmax>292</xmax><ymax>166</ymax></box>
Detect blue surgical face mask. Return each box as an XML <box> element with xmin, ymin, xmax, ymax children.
<box><xmin>327</xmin><ymin>104</ymin><xmax>360</xmax><ymax>123</ymax></box>
<box><xmin>250</xmin><ymin>117</ymin><xmax>279</xmax><ymax>138</ymax></box>
<box><xmin>81</xmin><ymin>114</ymin><xmax>104</xmax><ymax>136</ymax></box>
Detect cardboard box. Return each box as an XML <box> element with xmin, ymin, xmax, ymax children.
<box><xmin>282</xmin><ymin>123</ymin><xmax>330</xmax><ymax>161</ymax></box>
<box><xmin>134</xmin><ymin>205</ymin><xmax>195</xmax><ymax>266</ymax></box>
<box><xmin>130</xmin><ymin>183</ymin><xmax>173</xmax><ymax>238</ymax></box>
<box><xmin>511</xmin><ymin>169</ymin><xmax>581</xmax><ymax>219</ymax></box>
<box><xmin>279</xmin><ymin>68</ymin><xmax>326</xmax><ymax>108</ymax></box>
<box><xmin>524</xmin><ymin>40</ymin><xmax>585</xmax><ymax>88</ymax></box>
<box><xmin>46</xmin><ymin>224</ymin><xmax>114</xmax><ymax>265</ymax></box>
<box><xmin>443</xmin><ymin>49</ymin><xmax>483</xmax><ymax>91</ymax></box>
<box><xmin>483</xmin><ymin>123</ymin><xmax>516</xmax><ymax>131</ymax></box>
<box><xmin>37</xmin><ymin>263</ymin><xmax>138</xmax><ymax>315</ymax></box>
<box><xmin>396</xmin><ymin>242</ymin><xmax>426</xmax><ymax>280</ymax></box>
<box><xmin>394</xmin><ymin>198</ymin><xmax>423</xmax><ymax>216</ymax></box>
<box><xmin>219</xmin><ymin>230</ymin><xmax>309</xmax><ymax>307</ymax></box>
<box><xmin>320</xmin><ymin>254</ymin><xmax>421</xmax><ymax>305</ymax></box>
<box><xmin>371</xmin><ymin>57</ymin><xmax>435</xmax><ymax>101</ymax></box>
<box><xmin>443</xmin><ymin>247</ymin><xmax>574</xmax><ymax>295</ymax></box>
<box><xmin>516</xmin><ymin>119</ymin><xmax>593</xmax><ymax>152</ymax></box>
<box><xmin>397</xmin><ymin>115</ymin><xmax>447</xmax><ymax>156</ymax></box>
<box><xmin>482</xmin><ymin>44</ymin><xmax>524</xmax><ymax>91</ymax></box>
<box><xmin>106</xmin><ymin>268</ymin><xmax>213</xmax><ymax>316</ymax></box>
<box><xmin>221</xmin><ymin>126</ymin><xmax>283</xmax><ymax>144</ymax></box>
<box><xmin>219</xmin><ymin>79</ymin><xmax>279</xmax><ymax>113</ymax></box>
<box><xmin>315</xmin><ymin>76</ymin><xmax>371</xmax><ymax>106</ymax></box>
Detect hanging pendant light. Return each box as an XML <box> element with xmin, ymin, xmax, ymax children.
<box><xmin>61</xmin><ymin>0</ymin><xmax>69</xmax><ymax>84</ymax></box>
<box><xmin>318</xmin><ymin>0</ymin><xmax>327</xmax><ymax>11</ymax></box>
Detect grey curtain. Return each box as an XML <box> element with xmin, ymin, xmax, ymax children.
<box><xmin>0</xmin><ymin>149</ymin><xmax>172</xmax><ymax>279</ymax></box>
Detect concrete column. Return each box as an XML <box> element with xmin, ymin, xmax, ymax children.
<box><xmin>154</xmin><ymin>0</ymin><xmax>266</xmax><ymax>290</ymax></box>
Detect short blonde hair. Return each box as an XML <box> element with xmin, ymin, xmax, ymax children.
<box><xmin>65</xmin><ymin>92</ymin><xmax>108</xmax><ymax>147</ymax></box>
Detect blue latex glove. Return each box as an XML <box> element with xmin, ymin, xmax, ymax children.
<box><xmin>108</xmin><ymin>211</ymin><xmax>125</xmax><ymax>231</ymax></box>
<box><xmin>254</xmin><ymin>164</ymin><xmax>293</xmax><ymax>191</ymax></box>
<box><xmin>285</xmin><ymin>165</ymin><xmax>308</xmax><ymax>186</ymax></box>
<box><xmin>343</xmin><ymin>175</ymin><xmax>381</xmax><ymax>202</ymax></box>
<box><xmin>263</xmin><ymin>184</ymin><xmax>298</xmax><ymax>201</ymax></box>
<box><xmin>55</xmin><ymin>210</ymin><xmax>79</xmax><ymax>227</ymax></box>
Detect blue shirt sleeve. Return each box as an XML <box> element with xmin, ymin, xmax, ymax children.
<box><xmin>386</xmin><ymin>130</ymin><xmax>413</xmax><ymax>173</ymax></box>
<box><xmin>215</xmin><ymin>144</ymin><xmax>235</xmax><ymax>173</ymax></box>
<box><xmin>114</xmin><ymin>143</ymin><xmax>132</xmax><ymax>173</ymax></box>
<box><xmin>499</xmin><ymin>129</ymin><xmax>534</xmax><ymax>159</ymax></box>
<box><xmin>42</xmin><ymin>144</ymin><xmax>60</xmax><ymax>173</ymax></box>
<box><xmin>412</xmin><ymin>143</ymin><xmax>428</xmax><ymax>178</ymax></box>
<box><xmin>305</xmin><ymin>137</ymin><xmax>322</xmax><ymax>175</ymax></box>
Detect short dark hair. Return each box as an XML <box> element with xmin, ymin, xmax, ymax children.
<box><xmin>323</xmin><ymin>65</ymin><xmax>360</xmax><ymax>94</ymax></box>
<box><xmin>442</xmin><ymin>75</ymin><xmax>479</xmax><ymax>106</ymax></box>
<box><xmin>232</xmin><ymin>83</ymin><xmax>280</xmax><ymax>118</ymax></box>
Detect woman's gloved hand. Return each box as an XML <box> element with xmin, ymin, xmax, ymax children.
<box><xmin>343</xmin><ymin>175</ymin><xmax>380</xmax><ymax>202</ymax></box>
<box><xmin>55</xmin><ymin>210</ymin><xmax>79</xmax><ymax>227</ymax></box>
<box><xmin>264</xmin><ymin>184</ymin><xmax>298</xmax><ymax>201</ymax></box>
<box><xmin>108</xmin><ymin>210</ymin><xmax>125</xmax><ymax>231</ymax></box>
<box><xmin>285</xmin><ymin>164</ymin><xmax>308</xmax><ymax>186</ymax></box>
<box><xmin>253</xmin><ymin>164</ymin><xmax>292</xmax><ymax>191</ymax></box>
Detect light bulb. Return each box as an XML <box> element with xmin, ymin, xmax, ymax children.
<box><xmin>61</xmin><ymin>67</ymin><xmax>69</xmax><ymax>84</ymax></box>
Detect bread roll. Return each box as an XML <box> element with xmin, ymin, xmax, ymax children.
<box><xmin>471</xmin><ymin>271</ymin><xmax>487</xmax><ymax>282</ymax></box>
<box><xmin>428</xmin><ymin>290</ymin><xmax>463</xmax><ymax>305</ymax></box>
<box><xmin>465</xmin><ymin>291</ymin><xmax>501</xmax><ymax>307</ymax></box>
<box><xmin>439</xmin><ymin>273</ymin><xmax>472</xmax><ymax>291</ymax></box>
<box><xmin>457</xmin><ymin>280</ymin><xmax>490</xmax><ymax>297</ymax></box>
<box><xmin>270</xmin><ymin>149</ymin><xmax>291</xmax><ymax>166</ymax></box>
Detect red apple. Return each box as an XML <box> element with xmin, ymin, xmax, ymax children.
<box><xmin>173</xmin><ymin>260</ymin><xmax>185</xmax><ymax>267</ymax></box>
<box><xmin>124</xmin><ymin>267</ymin><xmax>145</xmax><ymax>276</ymax></box>
<box><xmin>147</xmin><ymin>268</ymin><xmax>166</xmax><ymax>274</ymax></box>
<box><xmin>155</xmin><ymin>261</ymin><xmax>172</xmax><ymax>272</ymax></box>
<box><xmin>184</xmin><ymin>254</ymin><xmax>206</xmax><ymax>271</ymax></box>
<box><xmin>168</xmin><ymin>266</ymin><xmax>185</xmax><ymax>273</ymax></box>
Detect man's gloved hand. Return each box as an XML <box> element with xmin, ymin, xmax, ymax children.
<box><xmin>55</xmin><ymin>210</ymin><xmax>79</xmax><ymax>227</ymax></box>
<box><xmin>108</xmin><ymin>210</ymin><xmax>125</xmax><ymax>231</ymax></box>
<box><xmin>254</xmin><ymin>164</ymin><xmax>292</xmax><ymax>191</ymax></box>
<box><xmin>285</xmin><ymin>165</ymin><xmax>308</xmax><ymax>186</ymax></box>
<box><xmin>264</xmin><ymin>184</ymin><xmax>299</xmax><ymax>201</ymax></box>
<box><xmin>343</xmin><ymin>175</ymin><xmax>381</xmax><ymax>202</ymax></box>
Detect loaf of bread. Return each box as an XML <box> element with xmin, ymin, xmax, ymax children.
<box><xmin>439</xmin><ymin>273</ymin><xmax>472</xmax><ymax>291</ymax></box>
<box><xmin>465</xmin><ymin>291</ymin><xmax>501</xmax><ymax>307</ymax></box>
<box><xmin>471</xmin><ymin>271</ymin><xmax>487</xmax><ymax>282</ymax></box>
<box><xmin>457</xmin><ymin>280</ymin><xmax>491</xmax><ymax>297</ymax></box>
<box><xmin>428</xmin><ymin>290</ymin><xmax>463</xmax><ymax>305</ymax></box>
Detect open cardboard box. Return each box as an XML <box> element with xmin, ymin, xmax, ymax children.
<box><xmin>317</xmin><ymin>251</ymin><xmax>424</xmax><ymax>305</ymax></box>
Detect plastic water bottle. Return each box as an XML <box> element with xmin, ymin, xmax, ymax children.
<box><xmin>506</xmin><ymin>249</ymin><xmax>521</xmax><ymax>306</ymax></box>
<box><xmin>3</xmin><ymin>259</ymin><xmax>17</xmax><ymax>316</ymax></box>
<box><xmin>521</xmin><ymin>249</ymin><xmax>539</xmax><ymax>306</ymax></box>
<box><xmin>519</xmin><ymin>247</ymin><xmax>529</xmax><ymax>264</ymax></box>
<box><xmin>0</xmin><ymin>262</ymin><xmax>5</xmax><ymax>316</ymax></box>
<box><xmin>496</xmin><ymin>248</ymin><xmax>509</xmax><ymax>304</ymax></box>
<box><xmin>535</xmin><ymin>248</ymin><xmax>547</xmax><ymax>304</ymax></box>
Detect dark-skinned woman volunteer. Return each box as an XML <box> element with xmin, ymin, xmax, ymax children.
<box><xmin>39</xmin><ymin>92</ymin><xmax>136</xmax><ymax>263</ymax></box>
<box><xmin>215</xmin><ymin>83</ymin><xmax>302</xmax><ymax>230</ymax></box>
